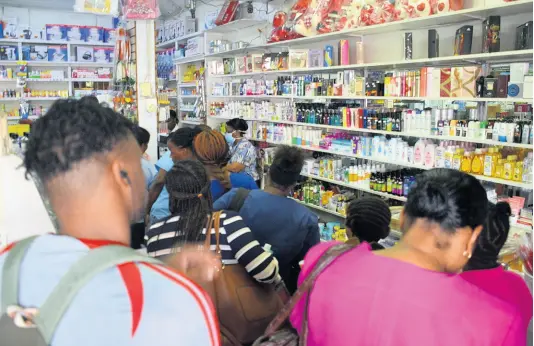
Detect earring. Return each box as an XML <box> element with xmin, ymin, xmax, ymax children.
<box><xmin>463</xmin><ymin>251</ymin><xmax>472</xmax><ymax>259</ymax></box>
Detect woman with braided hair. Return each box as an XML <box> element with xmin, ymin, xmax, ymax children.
<box><xmin>192</xmin><ymin>129</ymin><xmax>257</xmax><ymax>201</ymax></box>
<box><xmin>146</xmin><ymin>159</ymin><xmax>280</xmax><ymax>285</ymax></box>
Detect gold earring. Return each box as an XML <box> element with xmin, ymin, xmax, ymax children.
<box><xmin>463</xmin><ymin>251</ymin><xmax>471</xmax><ymax>259</ymax></box>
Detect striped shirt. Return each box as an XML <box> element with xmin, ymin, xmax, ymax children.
<box><xmin>146</xmin><ymin>210</ymin><xmax>280</xmax><ymax>284</ymax></box>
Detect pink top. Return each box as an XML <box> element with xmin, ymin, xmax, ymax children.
<box><xmin>290</xmin><ymin>242</ymin><xmax>524</xmax><ymax>346</ymax></box>
<box><xmin>461</xmin><ymin>266</ymin><xmax>532</xmax><ymax>344</ymax></box>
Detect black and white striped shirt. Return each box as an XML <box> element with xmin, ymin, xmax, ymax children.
<box><xmin>146</xmin><ymin>210</ymin><xmax>280</xmax><ymax>283</ymax></box>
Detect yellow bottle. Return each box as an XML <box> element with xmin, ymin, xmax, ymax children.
<box><xmin>452</xmin><ymin>148</ymin><xmax>464</xmax><ymax>170</ymax></box>
<box><xmin>513</xmin><ymin>161</ymin><xmax>524</xmax><ymax>182</ymax></box>
<box><xmin>503</xmin><ymin>155</ymin><xmax>517</xmax><ymax>180</ymax></box>
<box><xmin>495</xmin><ymin>159</ymin><xmax>505</xmax><ymax>178</ymax></box>
<box><xmin>461</xmin><ymin>151</ymin><xmax>473</xmax><ymax>173</ymax></box>
<box><xmin>471</xmin><ymin>149</ymin><xmax>484</xmax><ymax>175</ymax></box>
<box><xmin>483</xmin><ymin>148</ymin><xmax>497</xmax><ymax>177</ymax></box>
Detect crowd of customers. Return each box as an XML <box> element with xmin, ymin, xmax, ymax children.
<box><xmin>0</xmin><ymin>99</ymin><xmax>532</xmax><ymax>346</ymax></box>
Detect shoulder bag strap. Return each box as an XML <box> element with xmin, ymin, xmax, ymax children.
<box><xmin>213</xmin><ymin>211</ymin><xmax>222</xmax><ymax>254</ymax></box>
<box><xmin>33</xmin><ymin>245</ymin><xmax>162</xmax><ymax>344</ymax></box>
<box><xmin>228</xmin><ymin>188</ymin><xmax>250</xmax><ymax>212</ymax></box>
<box><xmin>264</xmin><ymin>243</ymin><xmax>355</xmax><ymax>340</ymax></box>
<box><xmin>1</xmin><ymin>236</ymin><xmax>39</xmax><ymax>313</ymax></box>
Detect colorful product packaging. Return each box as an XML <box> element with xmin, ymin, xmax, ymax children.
<box><xmin>30</xmin><ymin>45</ymin><xmax>49</xmax><ymax>61</ymax></box>
<box><xmin>86</xmin><ymin>26</ymin><xmax>104</xmax><ymax>43</ymax></box>
<box><xmin>339</xmin><ymin>40</ymin><xmax>349</xmax><ymax>65</ymax></box>
<box><xmin>245</xmin><ymin>55</ymin><xmax>253</xmax><ymax>73</ymax></box>
<box><xmin>308</xmin><ymin>49</ymin><xmax>324</xmax><ymax>68</ymax></box>
<box><xmin>324</xmin><ymin>45</ymin><xmax>334</xmax><ymax>67</ymax></box>
<box><xmin>104</xmin><ymin>28</ymin><xmax>116</xmax><ymax>43</ymax></box>
<box><xmin>289</xmin><ymin>49</ymin><xmax>308</xmax><ymax>69</ymax></box>
<box><xmin>235</xmin><ymin>56</ymin><xmax>246</xmax><ymax>74</ymax></box>
<box><xmin>459</xmin><ymin>66</ymin><xmax>481</xmax><ymax>97</ymax></box>
<box><xmin>94</xmin><ymin>47</ymin><xmax>114</xmax><ymax>63</ymax></box>
<box><xmin>76</xmin><ymin>46</ymin><xmax>94</xmax><ymax>62</ymax></box>
<box><xmin>48</xmin><ymin>45</ymin><xmax>68</xmax><ymax>62</ymax></box>
<box><xmin>46</xmin><ymin>24</ymin><xmax>67</xmax><ymax>41</ymax></box>
<box><xmin>66</xmin><ymin>25</ymin><xmax>85</xmax><ymax>42</ymax></box>
<box><xmin>440</xmin><ymin>68</ymin><xmax>452</xmax><ymax>97</ymax></box>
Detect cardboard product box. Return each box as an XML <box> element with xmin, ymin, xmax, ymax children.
<box><xmin>94</xmin><ymin>47</ymin><xmax>113</xmax><ymax>63</ymax></box>
<box><xmin>251</xmin><ymin>54</ymin><xmax>263</xmax><ymax>72</ymax></box>
<box><xmin>184</xmin><ymin>17</ymin><xmax>196</xmax><ymax>35</ymax></box>
<box><xmin>245</xmin><ymin>55</ymin><xmax>253</xmax><ymax>73</ymax></box>
<box><xmin>510</xmin><ymin>63</ymin><xmax>530</xmax><ymax>82</ymax></box>
<box><xmin>104</xmin><ymin>28</ymin><xmax>116</xmax><ymax>43</ymax></box>
<box><xmin>48</xmin><ymin>45</ymin><xmax>68</xmax><ymax>61</ymax></box>
<box><xmin>235</xmin><ymin>56</ymin><xmax>246</xmax><ymax>74</ymax></box>
<box><xmin>308</xmin><ymin>49</ymin><xmax>323</xmax><ymax>68</ymax></box>
<box><xmin>483</xmin><ymin>77</ymin><xmax>498</xmax><ymax>97</ymax></box>
<box><xmin>439</xmin><ymin>68</ymin><xmax>452</xmax><ymax>97</ymax></box>
<box><xmin>451</xmin><ymin>66</ymin><xmax>481</xmax><ymax>97</ymax></box>
<box><xmin>86</xmin><ymin>26</ymin><xmax>104</xmax><ymax>43</ymax></box>
<box><xmin>223</xmin><ymin>58</ymin><xmax>236</xmax><ymax>74</ymax></box>
<box><xmin>289</xmin><ymin>49</ymin><xmax>308</xmax><ymax>69</ymax></box>
<box><xmin>72</xmin><ymin>68</ymin><xmax>97</xmax><ymax>79</ymax></box>
<box><xmin>46</xmin><ymin>24</ymin><xmax>67</xmax><ymax>41</ymax></box>
<box><xmin>262</xmin><ymin>54</ymin><xmax>272</xmax><ymax>71</ymax></box>
<box><xmin>185</xmin><ymin>37</ymin><xmax>203</xmax><ymax>56</ymax></box>
<box><xmin>96</xmin><ymin>67</ymin><xmax>112</xmax><ymax>79</ymax></box>
<box><xmin>66</xmin><ymin>25</ymin><xmax>85</xmax><ymax>42</ymax></box>
<box><xmin>430</xmin><ymin>68</ymin><xmax>441</xmax><ymax>98</ymax></box>
<box><xmin>419</xmin><ymin>67</ymin><xmax>429</xmax><ymax>97</ymax></box>
<box><xmin>0</xmin><ymin>46</ymin><xmax>18</xmax><ymax>61</ymax></box>
<box><xmin>497</xmin><ymin>75</ymin><xmax>510</xmax><ymax>98</ymax></box>
<box><xmin>523</xmin><ymin>76</ymin><xmax>533</xmax><ymax>98</ymax></box>
<box><xmin>76</xmin><ymin>46</ymin><xmax>94</xmax><ymax>62</ymax></box>
<box><xmin>30</xmin><ymin>45</ymin><xmax>49</xmax><ymax>61</ymax></box>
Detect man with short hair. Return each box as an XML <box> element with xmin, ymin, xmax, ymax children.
<box><xmin>0</xmin><ymin>97</ymin><xmax>219</xmax><ymax>346</ymax></box>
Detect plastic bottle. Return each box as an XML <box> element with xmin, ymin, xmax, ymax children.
<box><xmin>452</xmin><ymin>148</ymin><xmax>464</xmax><ymax>170</ymax></box>
<box><xmin>414</xmin><ymin>138</ymin><xmax>425</xmax><ymax>165</ymax></box>
<box><xmin>513</xmin><ymin>161</ymin><xmax>524</xmax><ymax>182</ymax></box>
<box><xmin>495</xmin><ymin>158</ymin><xmax>505</xmax><ymax>178</ymax></box>
<box><xmin>444</xmin><ymin>145</ymin><xmax>455</xmax><ymax>168</ymax></box>
<box><xmin>483</xmin><ymin>147</ymin><xmax>497</xmax><ymax>177</ymax></box>
<box><xmin>471</xmin><ymin>148</ymin><xmax>484</xmax><ymax>175</ymax></box>
<box><xmin>460</xmin><ymin>151</ymin><xmax>473</xmax><ymax>173</ymax></box>
<box><xmin>503</xmin><ymin>155</ymin><xmax>517</xmax><ymax>180</ymax></box>
<box><xmin>424</xmin><ymin>142</ymin><xmax>436</xmax><ymax>168</ymax></box>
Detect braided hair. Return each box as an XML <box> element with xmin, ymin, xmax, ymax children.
<box><xmin>464</xmin><ymin>202</ymin><xmax>512</xmax><ymax>271</ymax></box>
<box><xmin>346</xmin><ymin>197</ymin><xmax>391</xmax><ymax>244</ymax></box>
<box><xmin>165</xmin><ymin>159</ymin><xmax>213</xmax><ymax>243</ymax></box>
<box><xmin>192</xmin><ymin>129</ymin><xmax>231</xmax><ymax>189</ymax></box>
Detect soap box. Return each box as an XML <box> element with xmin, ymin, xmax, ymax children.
<box><xmin>46</xmin><ymin>24</ymin><xmax>67</xmax><ymax>41</ymax></box>
<box><xmin>76</xmin><ymin>46</ymin><xmax>94</xmax><ymax>62</ymax></box>
<box><xmin>66</xmin><ymin>25</ymin><xmax>85</xmax><ymax>42</ymax></box>
<box><xmin>30</xmin><ymin>45</ymin><xmax>49</xmax><ymax>61</ymax></box>
<box><xmin>440</xmin><ymin>68</ymin><xmax>452</xmax><ymax>97</ymax></box>
<box><xmin>103</xmin><ymin>28</ymin><xmax>116</xmax><ymax>43</ymax></box>
<box><xmin>48</xmin><ymin>45</ymin><xmax>68</xmax><ymax>61</ymax></box>
<box><xmin>86</xmin><ymin>26</ymin><xmax>104</xmax><ymax>43</ymax></box>
<box><xmin>94</xmin><ymin>47</ymin><xmax>114</xmax><ymax>63</ymax></box>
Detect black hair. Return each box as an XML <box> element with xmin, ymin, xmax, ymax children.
<box><xmin>269</xmin><ymin>145</ymin><xmax>304</xmax><ymax>189</ymax></box>
<box><xmin>403</xmin><ymin>169</ymin><xmax>488</xmax><ymax>233</ymax></box>
<box><xmin>346</xmin><ymin>197</ymin><xmax>391</xmax><ymax>243</ymax></box>
<box><xmin>23</xmin><ymin>98</ymin><xmax>135</xmax><ymax>182</ymax></box>
<box><xmin>165</xmin><ymin>159</ymin><xmax>213</xmax><ymax>243</ymax></box>
<box><xmin>226</xmin><ymin>118</ymin><xmax>248</xmax><ymax>132</ymax></box>
<box><xmin>133</xmin><ymin>126</ymin><xmax>150</xmax><ymax>147</ymax></box>
<box><xmin>84</xmin><ymin>95</ymin><xmax>99</xmax><ymax>104</ymax></box>
<box><xmin>169</xmin><ymin>109</ymin><xmax>178</xmax><ymax>121</ymax></box>
<box><xmin>168</xmin><ymin>127</ymin><xmax>202</xmax><ymax>148</ymax></box>
<box><xmin>464</xmin><ymin>202</ymin><xmax>512</xmax><ymax>271</ymax></box>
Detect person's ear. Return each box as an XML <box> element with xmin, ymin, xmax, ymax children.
<box><xmin>399</xmin><ymin>208</ymin><xmax>406</xmax><ymax>231</ymax></box>
<box><xmin>466</xmin><ymin>225</ymin><xmax>483</xmax><ymax>256</ymax></box>
<box><xmin>111</xmin><ymin>160</ymin><xmax>132</xmax><ymax>195</ymax></box>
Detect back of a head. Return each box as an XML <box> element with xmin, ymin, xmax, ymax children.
<box><xmin>24</xmin><ymin>98</ymin><xmax>135</xmax><ymax>183</ymax></box>
<box><xmin>192</xmin><ymin>129</ymin><xmax>228</xmax><ymax>165</ymax></box>
<box><xmin>269</xmin><ymin>145</ymin><xmax>304</xmax><ymax>189</ymax></box>
<box><xmin>403</xmin><ymin>168</ymin><xmax>488</xmax><ymax>233</ymax></box>
<box><xmin>226</xmin><ymin>118</ymin><xmax>248</xmax><ymax>132</ymax></box>
<box><xmin>464</xmin><ymin>202</ymin><xmax>512</xmax><ymax>271</ymax></box>
<box><xmin>133</xmin><ymin>126</ymin><xmax>150</xmax><ymax>147</ymax></box>
<box><xmin>169</xmin><ymin>127</ymin><xmax>202</xmax><ymax>148</ymax></box>
<box><xmin>346</xmin><ymin>197</ymin><xmax>391</xmax><ymax>243</ymax></box>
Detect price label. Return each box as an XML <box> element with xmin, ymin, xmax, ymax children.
<box><xmin>386</xmin><ymin>99</ymin><xmax>394</xmax><ymax>108</ymax></box>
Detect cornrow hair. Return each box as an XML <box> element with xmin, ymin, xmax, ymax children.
<box><xmin>23</xmin><ymin>97</ymin><xmax>135</xmax><ymax>182</ymax></box>
<box><xmin>165</xmin><ymin>159</ymin><xmax>213</xmax><ymax>243</ymax></box>
<box><xmin>346</xmin><ymin>197</ymin><xmax>391</xmax><ymax>243</ymax></box>
<box><xmin>192</xmin><ymin>129</ymin><xmax>231</xmax><ymax>189</ymax></box>
<box><xmin>464</xmin><ymin>202</ymin><xmax>512</xmax><ymax>271</ymax></box>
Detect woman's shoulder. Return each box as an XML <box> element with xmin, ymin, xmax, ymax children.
<box><xmin>229</xmin><ymin>172</ymin><xmax>258</xmax><ymax>189</ymax></box>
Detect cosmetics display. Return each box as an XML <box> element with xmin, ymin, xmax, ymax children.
<box><xmin>292</xmin><ymin>180</ymin><xmax>351</xmax><ymax>217</ymax></box>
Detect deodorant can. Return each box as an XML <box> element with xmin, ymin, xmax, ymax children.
<box><xmin>324</xmin><ymin>45</ymin><xmax>334</xmax><ymax>67</ymax></box>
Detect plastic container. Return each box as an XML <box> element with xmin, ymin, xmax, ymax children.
<box><xmin>495</xmin><ymin>158</ymin><xmax>505</xmax><ymax>178</ymax></box>
<box><xmin>471</xmin><ymin>148</ymin><xmax>484</xmax><ymax>175</ymax></box>
<box><xmin>460</xmin><ymin>151</ymin><xmax>473</xmax><ymax>173</ymax></box>
<box><xmin>514</xmin><ymin>161</ymin><xmax>524</xmax><ymax>182</ymax></box>
<box><xmin>503</xmin><ymin>155</ymin><xmax>517</xmax><ymax>180</ymax></box>
<box><xmin>452</xmin><ymin>148</ymin><xmax>464</xmax><ymax>170</ymax></box>
<box><xmin>483</xmin><ymin>147</ymin><xmax>497</xmax><ymax>177</ymax></box>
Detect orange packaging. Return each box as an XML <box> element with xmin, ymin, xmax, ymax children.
<box><xmin>440</xmin><ymin>68</ymin><xmax>452</xmax><ymax>97</ymax></box>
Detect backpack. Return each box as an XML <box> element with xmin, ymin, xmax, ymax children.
<box><xmin>0</xmin><ymin>236</ymin><xmax>161</xmax><ymax>346</ymax></box>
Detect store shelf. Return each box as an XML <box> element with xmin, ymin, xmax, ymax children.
<box><xmin>289</xmin><ymin>198</ymin><xmax>346</xmax><ymax>218</ymax></box>
<box><xmin>181</xmin><ymin>119</ymin><xmax>204</xmax><ymax>125</ymax></box>
<box><xmin>210</xmin><ymin>94</ymin><xmax>292</xmax><ymax>99</ymax></box>
<box><xmin>0</xmin><ymin>79</ymin><xmax>16</xmax><ymax>82</ymax></box>
<box><xmin>214</xmin><ymin>117</ymin><xmax>533</xmax><ymax>149</ymax></box>
<box><xmin>0</xmin><ymin>38</ymin><xmax>115</xmax><ymax>47</ymax></box>
<box><xmin>207</xmin><ymin>19</ymin><xmax>268</xmax><ymax>33</ymax></box>
<box><xmin>27</xmin><ymin>78</ymin><xmax>69</xmax><ymax>82</ymax></box>
<box><xmin>180</xmin><ymin>108</ymin><xmax>195</xmax><ymax>112</ymax></box>
<box><xmin>177</xmin><ymin>82</ymin><xmax>198</xmax><ymax>87</ymax></box>
<box><xmin>25</xmin><ymin>97</ymin><xmax>63</xmax><ymax>101</ymax></box>
<box><xmin>205</xmin><ymin>45</ymin><xmax>264</xmax><ymax>58</ymax></box>
<box><xmin>156</xmin><ymin>31</ymin><xmax>204</xmax><ymax>49</ymax></box>
<box><xmin>300</xmin><ymin>172</ymin><xmax>408</xmax><ymax>202</ymax></box>
<box><xmin>250</xmin><ymin>139</ymin><xmax>533</xmax><ymax>190</ymax></box>
<box><xmin>264</xmin><ymin>0</ymin><xmax>534</xmax><ymax>47</ymax></box>
<box><xmin>6</xmin><ymin>115</ymin><xmax>40</xmax><ymax>120</ymax></box>
<box><xmin>69</xmin><ymin>62</ymin><xmax>114</xmax><ymax>67</ymax></box>
<box><xmin>174</xmin><ymin>55</ymin><xmax>205</xmax><ymax>64</ymax></box>
<box><xmin>71</xmin><ymin>78</ymin><xmax>112</xmax><ymax>82</ymax></box>
<box><xmin>0</xmin><ymin>60</ymin><xmax>113</xmax><ymax>68</ymax></box>
<box><xmin>179</xmin><ymin>95</ymin><xmax>200</xmax><ymax>98</ymax></box>
<box><xmin>210</xmin><ymin>49</ymin><xmax>534</xmax><ymax>77</ymax></box>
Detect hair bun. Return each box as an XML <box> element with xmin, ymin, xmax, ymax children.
<box><xmin>495</xmin><ymin>201</ymin><xmax>512</xmax><ymax>217</ymax></box>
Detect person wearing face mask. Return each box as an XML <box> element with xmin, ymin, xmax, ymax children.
<box><xmin>224</xmin><ymin>118</ymin><xmax>259</xmax><ymax>183</ymax></box>
<box><xmin>290</xmin><ymin>169</ymin><xmax>523</xmax><ymax>346</ymax></box>
<box><xmin>214</xmin><ymin>145</ymin><xmax>320</xmax><ymax>293</ymax></box>
<box><xmin>1</xmin><ymin>98</ymin><xmax>220</xmax><ymax>346</ymax></box>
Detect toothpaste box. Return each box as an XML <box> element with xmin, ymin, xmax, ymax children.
<box><xmin>76</xmin><ymin>46</ymin><xmax>94</xmax><ymax>62</ymax></box>
<box><xmin>86</xmin><ymin>26</ymin><xmax>104</xmax><ymax>43</ymax></box>
<box><xmin>46</xmin><ymin>24</ymin><xmax>67</xmax><ymax>41</ymax></box>
<box><xmin>103</xmin><ymin>28</ymin><xmax>116</xmax><ymax>43</ymax></box>
<box><xmin>48</xmin><ymin>45</ymin><xmax>67</xmax><ymax>61</ymax></box>
<box><xmin>94</xmin><ymin>47</ymin><xmax>114</xmax><ymax>63</ymax></box>
<box><xmin>66</xmin><ymin>25</ymin><xmax>86</xmax><ymax>42</ymax></box>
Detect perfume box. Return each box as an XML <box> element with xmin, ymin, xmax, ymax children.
<box><xmin>289</xmin><ymin>49</ymin><xmax>308</xmax><ymax>69</ymax></box>
<box><xmin>508</xmin><ymin>82</ymin><xmax>524</xmax><ymax>98</ymax></box>
<box><xmin>482</xmin><ymin>16</ymin><xmax>500</xmax><ymax>53</ymax></box>
<box><xmin>404</xmin><ymin>32</ymin><xmax>412</xmax><ymax>60</ymax></box>
<box><xmin>515</xmin><ymin>21</ymin><xmax>533</xmax><ymax>50</ymax></box>
<box><xmin>251</xmin><ymin>54</ymin><xmax>263</xmax><ymax>72</ymax></box>
<box><xmin>458</xmin><ymin>66</ymin><xmax>481</xmax><ymax>97</ymax></box>
<box><xmin>430</xmin><ymin>68</ymin><xmax>441</xmax><ymax>97</ymax></box>
<box><xmin>497</xmin><ymin>75</ymin><xmax>510</xmax><ymax>98</ymax></box>
<box><xmin>510</xmin><ymin>63</ymin><xmax>529</xmax><ymax>82</ymax></box>
<box><xmin>483</xmin><ymin>78</ymin><xmax>498</xmax><ymax>97</ymax></box>
<box><xmin>235</xmin><ymin>56</ymin><xmax>246</xmax><ymax>74</ymax></box>
<box><xmin>440</xmin><ymin>68</ymin><xmax>452</xmax><ymax>97</ymax></box>
<box><xmin>454</xmin><ymin>25</ymin><xmax>473</xmax><ymax>55</ymax></box>
<box><xmin>308</xmin><ymin>49</ymin><xmax>323</xmax><ymax>68</ymax></box>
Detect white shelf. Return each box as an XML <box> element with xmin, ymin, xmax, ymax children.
<box><xmin>300</xmin><ymin>172</ymin><xmax>408</xmax><ymax>202</ymax></box>
<box><xmin>289</xmin><ymin>198</ymin><xmax>346</xmax><ymax>218</ymax></box>
<box><xmin>69</xmin><ymin>62</ymin><xmax>114</xmax><ymax>67</ymax></box>
<box><xmin>179</xmin><ymin>95</ymin><xmax>200</xmax><ymax>98</ymax></box>
<box><xmin>205</xmin><ymin>45</ymin><xmax>263</xmax><ymax>58</ymax></box>
<box><xmin>264</xmin><ymin>0</ymin><xmax>534</xmax><ymax>47</ymax></box>
<box><xmin>25</xmin><ymin>97</ymin><xmax>63</xmax><ymax>101</ymax></box>
<box><xmin>180</xmin><ymin>108</ymin><xmax>195</xmax><ymax>112</ymax></box>
<box><xmin>250</xmin><ymin>139</ymin><xmax>533</xmax><ymax>190</ymax></box>
<box><xmin>0</xmin><ymin>61</ymin><xmax>113</xmax><ymax>68</ymax></box>
<box><xmin>210</xmin><ymin>94</ymin><xmax>291</xmax><ymax>99</ymax></box>
<box><xmin>219</xmin><ymin>117</ymin><xmax>534</xmax><ymax>149</ymax></box>
<box><xmin>209</xmin><ymin>50</ymin><xmax>534</xmax><ymax>77</ymax></box>
<box><xmin>0</xmin><ymin>79</ymin><xmax>16</xmax><ymax>82</ymax></box>
<box><xmin>0</xmin><ymin>38</ymin><xmax>114</xmax><ymax>47</ymax></box>
<box><xmin>156</xmin><ymin>31</ymin><xmax>204</xmax><ymax>49</ymax></box>
<box><xmin>71</xmin><ymin>78</ymin><xmax>112</xmax><ymax>82</ymax></box>
<box><xmin>207</xmin><ymin>19</ymin><xmax>268</xmax><ymax>33</ymax></box>
<box><xmin>174</xmin><ymin>55</ymin><xmax>205</xmax><ymax>64</ymax></box>
<box><xmin>177</xmin><ymin>82</ymin><xmax>198</xmax><ymax>87</ymax></box>
<box><xmin>27</xmin><ymin>78</ymin><xmax>69</xmax><ymax>82</ymax></box>
<box><xmin>181</xmin><ymin>119</ymin><xmax>204</xmax><ymax>125</ymax></box>
<box><xmin>6</xmin><ymin>115</ymin><xmax>40</xmax><ymax>120</ymax></box>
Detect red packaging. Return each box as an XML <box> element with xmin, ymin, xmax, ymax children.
<box><xmin>215</xmin><ymin>0</ymin><xmax>239</xmax><ymax>26</ymax></box>
<box><xmin>440</xmin><ymin>68</ymin><xmax>452</xmax><ymax>97</ymax></box>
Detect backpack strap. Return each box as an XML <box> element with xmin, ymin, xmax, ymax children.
<box><xmin>1</xmin><ymin>236</ymin><xmax>39</xmax><ymax>313</ymax></box>
<box><xmin>228</xmin><ymin>188</ymin><xmax>250</xmax><ymax>212</ymax></box>
<box><xmin>31</xmin><ymin>245</ymin><xmax>160</xmax><ymax>344</ymax></box>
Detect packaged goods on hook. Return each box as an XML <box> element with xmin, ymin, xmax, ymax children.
<box><xmin>123</xmin><ymin>0</ymin><xmax>161</xmax><ymax>20</ymax></box>
<box><xmin>74</xmin><ymin>0</ymin><xmax>120</xmax><ymax>16</ymax></box>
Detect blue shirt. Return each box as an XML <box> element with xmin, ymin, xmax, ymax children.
<box><xmin>211</xmin><ymin>173</ymin><xmax>258</xmax><ymax>201</ymax></box>
<box><xmin>150</xmin><ymin>152</ymin><xmax>174</xmax><ymax>222</ymax></box>
<box><xmin>213</xmin><ymin>189</ymin><xmax>319</xmax><ymax>289</ymax></box>
<box><xmin>141</xmin><ymin>158</ymin><xmax>157</xmax><ymax>190</ymax></box>
<box><xmin>0</xmin><ymin>235</ymin><xmax>219</xmax><ymax>346</ymax></box>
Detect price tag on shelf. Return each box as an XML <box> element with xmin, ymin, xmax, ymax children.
<box><xmin>386</xmin><ymin>99</ymin><xmax>394</xmax><ymax>108</ymax></box>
